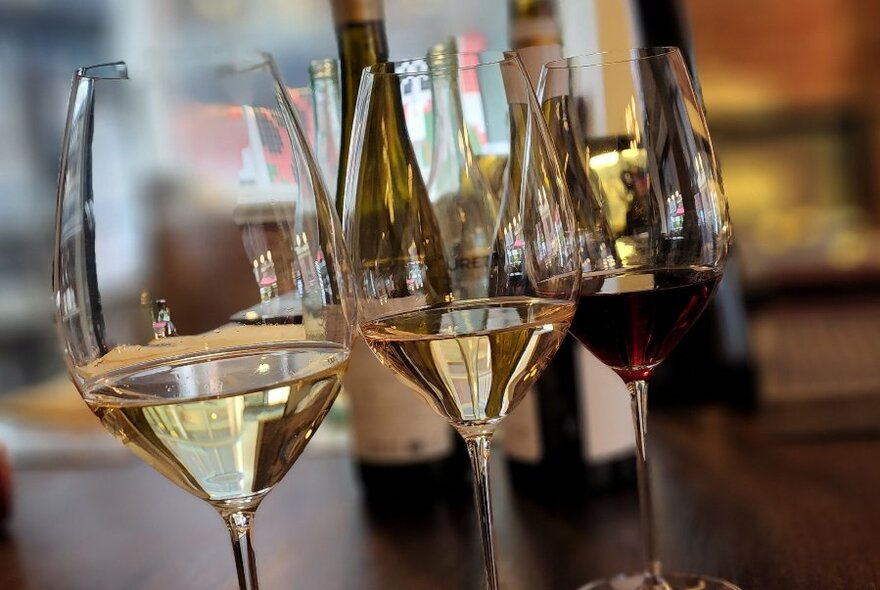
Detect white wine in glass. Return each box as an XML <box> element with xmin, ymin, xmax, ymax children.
<box><xmin>53</xmin><ymin>55</ymin><xmax>354</xmax><ymax>589</ymax></box>
<box><xmin>343</xmin><ymin>50</ymin><xmax>582</xmax><ymax>589</ymax></box>
<box><xmin>360</xmin><ymin>298</ymin><xmax>574</xmax><ymax>429</ymax></box>
<box><xmin>84</xmin><ymin>344</ymin><xmax>347</xmax><ymax>504</ymax></box>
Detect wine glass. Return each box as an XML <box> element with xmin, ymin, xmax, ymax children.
<box><xmin>342</xmin><ymin>50</ymin><xmax>581</xmax><ymax>589</ymax></box>
<box><xmin>52</xmin><ymin>53</ymin><xmax>354</xmax><ymax>589</ymax></box>
<box><xmin>538</xmin><ymin>48</ymin><xmax>736</xmax><ymax>590</ymax></box>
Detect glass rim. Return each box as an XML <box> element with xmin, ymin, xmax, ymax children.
<box><xmin>543</xmin><ymin>47</ymin><xmax>681</xmax><ymax>71</ymax></box>
<box><xmin>74</xmin><ymin>50</ymin><xmax>277</xmax><ymax>81</ymax></box>
<box><xmin>363</xmin><ymin>50</ymin><xmax>520</xmax><ymax>78</ymax></box>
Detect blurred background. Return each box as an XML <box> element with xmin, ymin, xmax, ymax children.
<box><xmin>2</xmin><ymin>0</ymin><xmax>880</xmax><ymax>454</ymax></box>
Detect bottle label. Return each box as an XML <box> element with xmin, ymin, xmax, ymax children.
<box><xmin>500</xmin><ymin>386</ymin><xmax>543</xmax><ymax>462</ymax></box>
<box><xmin>449</xmin><ymin>254</ymin><xmax>490</xmax><ymax>271</ymax></box>
<box><xmin>515</xmin><ymin>44</ymin><xmax>563</xmax><ymax>93</ymax></box>
<box><xmin>574</xmin><ymin>345</ymin><xmax>634</xmax><ymax>462</ymax></box>
<box><xmin>502</xmin><ymin>347</ymin><xmax>634</xmax><ymax>465</ymax></box>
<box><xmin>345</xmin><ymin>338</ymin><xmax>453</xmax><ymax>462</ymax></box>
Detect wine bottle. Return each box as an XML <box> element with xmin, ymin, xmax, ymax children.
<box><xmin>308</xmin><ymin>58</ymin><xmax>342</xmax><ymax>196</ymax></box>
<box><xmin>0</xmin><ymin>443</ymin><xmax>10</xmax><ymax>528</ymax></box>
<box><xmin>332</xmin><ymin>0</ymin><xmax>465</xmax><ymax>509</ymax></box>
<box><xmin>501</xmin><ymin>0</ymin><xmax>636</xmax><ymax>501</ymax></box>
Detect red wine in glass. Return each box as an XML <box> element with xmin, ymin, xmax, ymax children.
<box><xmin>537</xmin><ymin>47</ymin><xmax>738</xmax><ymax>590</ymax></box>
<box><xmin>570</xmin><ymin>267</ymin><xmax>721</xmax><ymax>382</ymax></box>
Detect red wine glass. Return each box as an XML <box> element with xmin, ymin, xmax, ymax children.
<box><xmin>538</xmin><ymin>48</ymin><xmax>736</xmax><ymax>590</ymax></box>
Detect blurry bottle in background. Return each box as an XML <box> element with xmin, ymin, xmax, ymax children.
<box><xmin>501</xmin><ymin>0</ymin><xmax>636</xmax><ymax>501</ymax></box>
<box><xmin>509</xmin><ymin>0</ymin><xmax>561</xmax><ymax>49</ymax></box>
<box><xmin>507</xmin><ymin>0</ymin><xmax>562</xmax><ymax>96</ymax></box>
<box><xmin>0</xmin><ymin>443</ymin><xmax>11</xmax><ymax>528</ymax></box>
<box><xmin>308</xmin><ymin>58</ymin><xmax>342</xmax><ymax>196</ymax></box>
<box><xmin>425</xmin><ymin>40</ymin><xmax>497</xmax><ymax>299</ymax></box>
<box><xmin>332</xmin><ymin>0</ymin><xmax>466</xmax><ymax>510</ymax></box>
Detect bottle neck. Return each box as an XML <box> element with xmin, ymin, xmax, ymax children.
<box><xmin>427</xmin><ymin>70</ymin><xmax>475</xmax><ymax>193</ymax></box>
<box><xmin>631</xmin><ymin>0</ymin><xmax>703</xmax><ymax>103</ymax></box>
<box><xmin>335</xmin><ymin>19</ymin><xmax>389</xmax><ymax>215</ymax></box>
<box><xmin>312</xmin><ymin>75</ymin><xmax>341</xmax><ymax>142</ymax></box>
<box><xmin>336</xmin><ymin>20</ymin><xmax>389</xmax><ymax>106</ymax></box>
<box><xmin>310</xmin><ymin>73</ymin><xmax>342</xmax><ymax>186</ymax></box>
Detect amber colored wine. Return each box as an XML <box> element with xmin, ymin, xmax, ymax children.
<box><xmin>360</xmin><ymin>297</ymin><xmax>574</xmax><ymax>432</ymax></box>
<box><xmin>571</xmin><ymin>268</ymin><xmax>720</xmax><ymax>382</ymax></box>
<box><xmin>83</xmin><ymin>344</ymin><xmax>347</xmax><ymax>509</ymax></box>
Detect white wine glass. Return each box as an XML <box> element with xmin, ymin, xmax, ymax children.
<box><xmin>538</xmin><ymin>48</ymin><xmax>737</xmax><ymax>590</ymax></box>
<box><xmin>343</xmin><ymin>50</ymin><xmax>582</xmax><ymax>589</ymax></box>
<box><xmin>52</xmin><ymin>53</ymin><xmax>354</xmax><ymax>589</ymax></box>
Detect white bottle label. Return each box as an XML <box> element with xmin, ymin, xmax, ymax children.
<box><xmin>500</xmin><ymin>387</ymin><xmax>543</xmax><ymax>463</ymax></box>
<box><xmin>345</xmin><ymin>338</ymin><xmax>453</xmax><ymax>463</ymax></box>
<box><xmin>575</xmin><ymin>345</ymin><xmax>634</xmax><ymax>462</ymax></box>
<box><xmin>501</xmin><ymin>345</ymin><xmax>635</xmax><ymax>465</ymax></box>
<box><xmin>515</xmin><ymin>44</ymin><xmax>563</xmax><ymax>91</ymax></box>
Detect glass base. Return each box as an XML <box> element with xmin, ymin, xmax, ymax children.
<box><xmin>580</xmin><ymin>572</ymin><xmax>741</xmax><ymax>590</ymax></box>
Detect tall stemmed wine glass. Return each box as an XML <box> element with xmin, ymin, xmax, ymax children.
<box><xmin>538</xmin><ymin>48</ymin><xmax>737</xmax><ymax>590</ymax></box>
<box><xmin>343</xmin><ymin>50</ymin><xmax>581</xmax><ymax>589</ymax></box>
<box><xmin>53</xmin><ymin>53</ymin><xmax>354</xmax><ymax>589</ymax></box>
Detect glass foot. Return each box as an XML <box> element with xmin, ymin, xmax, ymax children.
<box><xmin>580</xmin><ymin>571</ymin><xmax>742</xmax><ymax>590</ymax></box>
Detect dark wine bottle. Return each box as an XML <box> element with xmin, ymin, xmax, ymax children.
<box><xmin>501</xmin><ymin>0</ymin><xmax>637</xmax><ymax>501</ymax></box>
<box><xmin>332</xmin><ymin>0</ymin><xmax>466</xmax><ymax>510</ymax></box>
<box><xmin>0</xmin><ymin>443</ymin><xmax>10</xmax><ymax>528</ymax></box>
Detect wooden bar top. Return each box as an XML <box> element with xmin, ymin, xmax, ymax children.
<box><xmin>1</xmin><ymin>407</ymin><xmax>879</xmax><ymax>589</ymax></box>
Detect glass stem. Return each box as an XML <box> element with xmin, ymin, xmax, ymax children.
<box><xmin>224</xmin><ymin>510</ymin><xmax>260</xmax><ymax>590</ymax></box>
<box><xmin>627</xmin><ymin>379</ymin><xmax>666</xmax><ymax>588</ymax></box>
<box><xmin>465</xmin><ymin>434</ymin><xmax>499</xmax><ymax>590</ymax></box>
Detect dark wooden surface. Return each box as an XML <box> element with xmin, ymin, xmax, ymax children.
<box><xmin>2</xmin><ymin>407</ymin><xmax>879</xmax><ymax>590</ymax></box>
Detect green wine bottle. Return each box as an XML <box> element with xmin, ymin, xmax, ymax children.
<box><xmin>332</xmin><ymin>0</ymin><xmax>465</xmax><ymax>510</ymax></box>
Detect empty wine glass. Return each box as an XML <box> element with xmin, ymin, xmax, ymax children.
<box><xmin>53</xmin><ymin>53</ymin><xmax>353</xmax><ymax>589</ymax></box>
<box><xmin>342</xmin><ymin>50</ymin><xmax>581</xmax><ymax>589</ymax></box>
<box><xmin>538</xmin><ymin>48</ymin><xmax>737</xmax><ymax>590</ymax></box>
